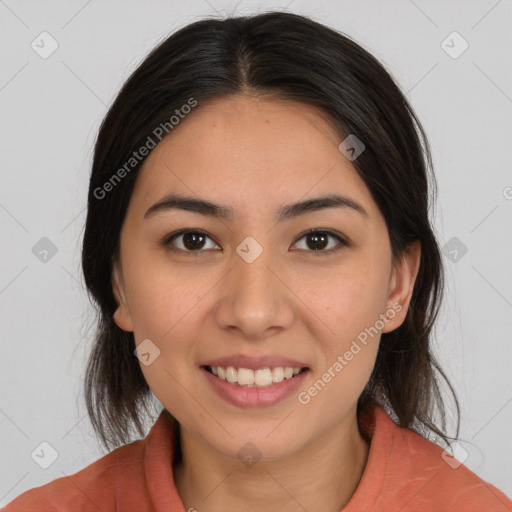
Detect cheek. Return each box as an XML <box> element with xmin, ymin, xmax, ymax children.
<box><xmin>130</xmin><ymin>268</ymin><xmax>207</xmax><ymax>418</ymax></box>
<box><xmin>125</xmin><ymin>263</ymin><xmax>207</xmax><ymax>393</ymax></box>
<box><xmin>124</xmin><ymin>258</ymin><xmax>206</xmax><ymax>338</ymax></box>
<box><xmin>300</xmin><ymin>276</ymin><xmax>383</xmax><ymax>413</ymax></box>
<box><xmin>305</xmin><ymin>261</ymin><xmax>390</xmax><ymax>340</ymax></box>
<box><xmin>300</xmin><ymin>262</ymin><xmax>387</xmax><ymax>397</ymax></box>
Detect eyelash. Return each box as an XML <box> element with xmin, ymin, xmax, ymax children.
<box><xmin>162</xmin><ymin>228</ymin><xmax>348</xmax><ymax>256</ymax></box>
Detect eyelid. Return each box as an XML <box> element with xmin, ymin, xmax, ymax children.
<box><xmin>162</xmin><ymin>228</ymin><xmax>349</xmax><ymax>254</ymax></box>
<box><xmin>163</xmin><ymin>228</ymin><xmax>221</xmax><ymax>251</ymax></box>
<box><xmin>291</xmin><ymin>228</ymin><xmax>348</xmax><ymax>255</ymax></box>
<box><xmin>294</xmin><ymin>228</ymin><xmax>348</xmax><ymax>247</ymax></box>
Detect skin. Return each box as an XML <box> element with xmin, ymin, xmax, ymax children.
<box><xmin>111</xmin><ymin>93</ymin><xmax>421</xmax><ymax>511</ymax></box>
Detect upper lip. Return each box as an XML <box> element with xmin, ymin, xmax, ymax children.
<box><xmin>201</xmin><ymin>355</ymin><xmax>309</xmax><ymax>370</ymax></box>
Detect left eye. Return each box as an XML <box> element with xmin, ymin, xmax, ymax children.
<box><xmin>164</xmin><ymin>230</ymin><xmax>220</xmax><ymax>252</ymax></box>
<box><xmin>292</xmin><ymin>229</ymin><xmax>347</xmax><ymax>254</ymax></box>
<box><xmin>163</xmin><ymin>229</ymin><xmax>347</xmax><ymax>254</ymax></box>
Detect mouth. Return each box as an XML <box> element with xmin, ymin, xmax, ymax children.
<box><xmin>202</xmin><ymin>364</ymin><xmax>309</xmax><ymax>388</ymax></box>
<box><xmin>200</xmin><ymin>363</ymin><xmax>310</xmax><ymax>407</ymax></box>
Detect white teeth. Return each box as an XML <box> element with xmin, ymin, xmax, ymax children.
<box><xmin>254</xmin><ymin>368</ymin><xmax>273</xmax><ymax>386</ymax></box>
<box><xmin>283</xmin><ymin>367</ymin><xmax>294</xmax><ymax>379</ymax></box>
<box><xmin>238</xmin><ymin>368</ymin><xmax>254</xmax><ymax>386</ymax></box>
<box><xmin>225</xmin><ymin>366</ymin><xmax>237</xmax><ymax>383</ymax></box>
<box><xmin>209</xmin><ymin>366</ymin><xmax>303</xmax><ymax>388</ymax></box>
<box><xmin>272</xmin><ymin>367</ymin><xmax>284</xmax><ymax>383</ymax></box>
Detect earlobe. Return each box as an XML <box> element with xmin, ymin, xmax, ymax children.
<box><xmin>382</xmin><ymin>241</ymin><xmax>421</xmax><ymax>333</ymax></box>
<box><xmin>111</xmin><ymin>263</ymin><xmax>134</xmax><ymax>333</ymax></box>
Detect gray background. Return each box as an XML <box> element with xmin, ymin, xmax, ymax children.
<box><xmin>1</xmin><ymin>0</ymin><xmax>511</xmax><ymax>505</ymax></box>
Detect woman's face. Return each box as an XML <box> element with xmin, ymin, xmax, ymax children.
<box><xmin>112</xmin><ymin>94</ymin><xmax>420</xmax><ymax>460</ymax></box>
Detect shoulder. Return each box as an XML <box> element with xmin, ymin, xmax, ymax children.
<box><xmin>347</xmin><ymin>407</ymin><xmax>512</xmax><ymax>512</ymax></box>
<box><xmin>398</xmin><ymin>426</ymin><xmax>510</xmax><ymax>509</ymax></box>
<box><xmin>374</xmin><ymin>408</ymin><xmax>512</xmax><ymax>511</ymax></box>
<box><xmin>2</xmin><ymin>438</ymin><xmax>146</xmax><ymax>512</ymax></box>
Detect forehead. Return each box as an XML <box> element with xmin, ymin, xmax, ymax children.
<box><xmin>130</xmin><ymin>94</ymin><xmax>377</xmax><ymax>220</ymax></box>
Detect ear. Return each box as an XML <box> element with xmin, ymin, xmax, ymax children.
<box><xmin>381</xmin><ymin>240</ymin><xmax>421</xmax><ymax>333</ymax></box>
<box><xmin>111</xmin><ymin>261</ymin><xmax>134</xmax><ymax>332</ymax></box>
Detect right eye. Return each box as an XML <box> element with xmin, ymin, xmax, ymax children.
<box><xmin>162</xmin><ymin>229</ymin><xmax>221</xmax><ymax>253</ymax></box>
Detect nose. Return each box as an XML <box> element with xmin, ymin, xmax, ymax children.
<box><xmin>213</xmin><ymin>243</ymin><xmax>295</xmax><ymax>341</ymax></box>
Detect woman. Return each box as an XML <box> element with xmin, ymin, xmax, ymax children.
<box><xmin>5</xmin><ymin>10</ymin><xmax>511</xmax><ymax>512</ymax></box>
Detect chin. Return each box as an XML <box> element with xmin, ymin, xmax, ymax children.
<box><xmin>195</xmin><ymin>419</ymin><xmax>308</xmax><ymax>462</ymax></box>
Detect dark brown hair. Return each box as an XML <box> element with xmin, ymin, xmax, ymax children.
<box><xmin>82</xmin><ymin>10</ymin><xmax>459</xmax><ymax>452</ymax></box>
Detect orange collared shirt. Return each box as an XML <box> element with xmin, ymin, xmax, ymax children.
<box><xmin>4</xmin><ymin>406</ymin><xmax>511</xmax><ymax>511</ymax></box>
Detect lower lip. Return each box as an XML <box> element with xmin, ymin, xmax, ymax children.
<box><xmin>200</xmin><ymin>367</ymin><xmax>309</xmax><ymax>408</ymax></box>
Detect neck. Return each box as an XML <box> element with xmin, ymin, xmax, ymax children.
<box><xmin>173</xmin><ymin>408</ymin><xmax>370</xmax><ymax>512</ymax></box>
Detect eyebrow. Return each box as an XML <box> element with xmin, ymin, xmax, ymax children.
<box><xmin>143</xmin><ymin>193</ymin><xmax>369</xmax><ymax>222</ymax></box>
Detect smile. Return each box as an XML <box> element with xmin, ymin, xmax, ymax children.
<box><xmin>204</xmin><ymin>365</ymin><xmax>307</xmax><ymax>388</ymax></box>
<box><xmin>201</xmin><ymin>365</ymin><xmax>310</xmax><ymax>407</ymax></box>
